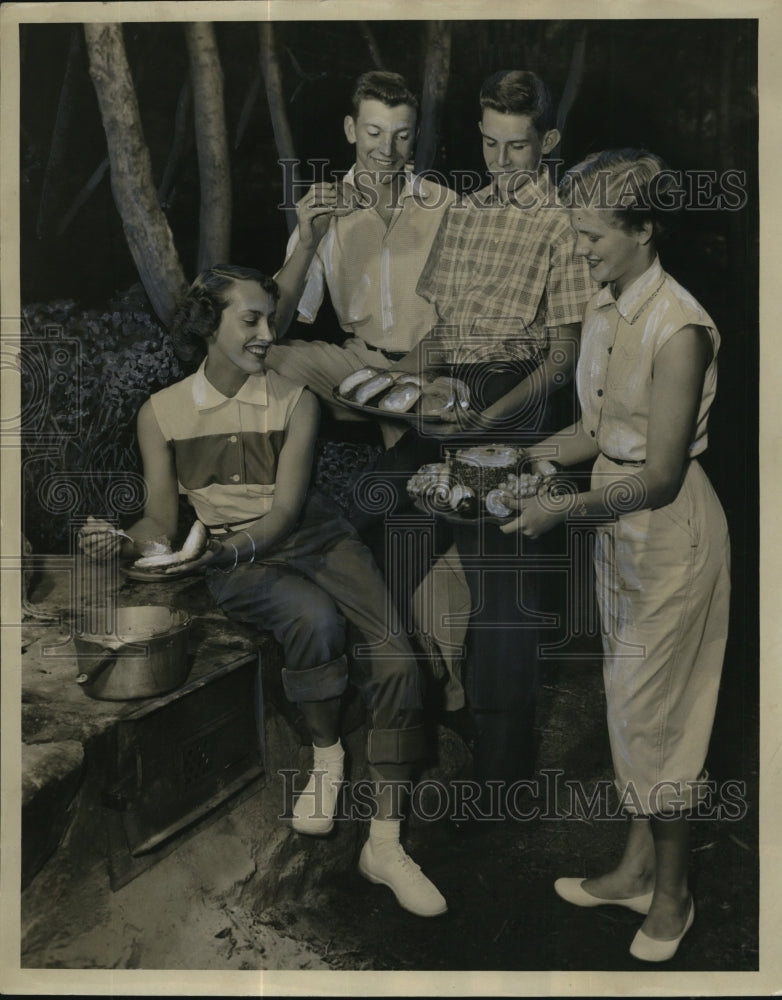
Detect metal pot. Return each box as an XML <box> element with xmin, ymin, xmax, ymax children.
<box><xmin>73</xmin><ymin>605</ymin><xmax>192</xmax><ymax>700</ymax></box>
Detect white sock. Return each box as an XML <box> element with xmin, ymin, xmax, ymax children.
<box><xmin>312</xmin><ymin>740</ymin><xmax>344</xmax><ymax>772</ymax></box>
<box><xmin>369</xmin><ymin>817</ymin><xmax>401</xmax><ymax>850</ymax></box>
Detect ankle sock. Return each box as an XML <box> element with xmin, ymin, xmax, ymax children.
<box><xmin>369</xmin><ymin>817</ymin><xmax>401</xmax><ymax>850</ymax></box>
<box><xmin>312</xmin><ymin>740</ymin><xmax>344</xmax><ymax>772</ymax></box>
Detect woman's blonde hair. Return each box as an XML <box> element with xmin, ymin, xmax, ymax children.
<box><xmin>559</xmin><ymin>148</ymin><xmax>684</xmax><ymax>241</ymax></box>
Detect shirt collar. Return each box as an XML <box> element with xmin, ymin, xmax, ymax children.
<box><xmin>477</xmin><ymin>163</ymin><xmax>554</xmax><ymax>209</ymax></box>
<box><xmin>593</xmin><ymin>257</ymin><xmax>666</xmax><ymax>323</ymax></box>
<box><xmin>192</xmin><ymin>360</ymin><xmax>268</xmax><ymax>411</ymax></box>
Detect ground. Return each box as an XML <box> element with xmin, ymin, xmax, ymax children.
<box><xmin>20</xmin><ymin>642</ymin><xmax>758</xmax><ymax>974</ymax></box>
<box><xmin>281</xmin><ymin>655</ymin><xmax>759</xmax><ymax>974</ymax></box>
<box><xmin>18</xmin><ymin>438</ymin><xmax>758</xmax><ymax>975</ymax></box>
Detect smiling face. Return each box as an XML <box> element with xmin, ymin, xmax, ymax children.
<box><xmin>344</xmin><ymin>98</ymin><xmax>417</xmax><ymax>185</ymax></box>
<box><xmin>479</xmin><ymin>109</ymin><xmax>559</xmax><ymax>199</ymax></box>
<box><xmin>205</xmin><ymin>280</ymin><xmax>276</xmax><ymax>395</ymax></box>
<box><xmin>571</xmin><ymin>208</ymin><xmax>655</xmax><ymax>295</ymax></box>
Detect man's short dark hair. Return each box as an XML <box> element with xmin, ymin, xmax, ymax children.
<box><xmin>350</xmin><ymin>71</ymin><xmax>419</xmax><ymax>118</ymax></box>
<box><xmin>479</xmin><ymin>70</ymin><xmax>555</xmax><ymax>135</ymax></box>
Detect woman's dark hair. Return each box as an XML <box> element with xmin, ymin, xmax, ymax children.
<box><xmin>170</xmin><ymin>264</ymin><xmax>278</xmax><ymax>367</ymax></box>
<box><xmin>479</xmin><ymin>70</ymin><xmax>555</xmax><ymax>135</ymax></box>
<box><xmin>558</xmin><ymin>148</ymin><xmax>685</xmax><ymax>242</ymax></box>
<box><xmin>350</xmin><ymin>70</ymin><xmax>419</xmax><ymax>118</ymax></box>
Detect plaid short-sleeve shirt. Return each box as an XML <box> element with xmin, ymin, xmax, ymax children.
<box><xmin>416</xmin><ymin>167</ymin><xmax>592</xmax><ymax>364</ymax></box>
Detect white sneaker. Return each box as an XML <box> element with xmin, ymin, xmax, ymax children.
<box><xmin>291</xmin><ymin>767</ymin><xmax>344</xmax><ymax>836</ymax></box>
<box><xmin>358</xmin><ymin>840</ymin><xmax>448</xmax><ymax>917</ymax></box>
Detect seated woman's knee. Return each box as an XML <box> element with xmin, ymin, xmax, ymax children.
<box><xmin>280</xmin><ymin>589</ymin><xmax>345</xmax><ymax>664</ymax></box>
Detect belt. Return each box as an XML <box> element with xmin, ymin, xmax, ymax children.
<box><xmin>603</xmin><ymin>455</ymin><xmax>644</xmax><ymax>467</ymax></box>
<box><xmin>362</xmin><ymin>341</ymin><xmax>408</xmax><ymax>362</ymax></box>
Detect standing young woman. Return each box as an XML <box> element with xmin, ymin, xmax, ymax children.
<box><xmin>500</xmin><ymin>150</ymin><xmax>730</xmax><ymax>961</ymax></box>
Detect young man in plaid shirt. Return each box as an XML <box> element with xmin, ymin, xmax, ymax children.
<box><xmin>362</xmin><ymin>70</ymin><xmax>593</xmax><ymax>814</ymax></box>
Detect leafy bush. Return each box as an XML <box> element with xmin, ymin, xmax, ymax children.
<box><xmin>21</xmin><ymin>287</ymin><xmax>184</xmax><ymax>553</ymax></box>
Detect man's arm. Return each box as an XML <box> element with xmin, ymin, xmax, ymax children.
<box><xmin>273</xmin><ymin>183</ymin><xmax>344</xmax><ymax>338</ymax></box>
<box><xmin>477</xmin><ymin>321</ymin><xmax>581</xmax><ymax>427</ymax></box>
<box><xmin>388</xmin><ymin>327</ymin><xmax>452</xmax><ymax>375</ymax></box>
<box><xmin>406</xmin><ymin>321</ymin><xmax>581</xmax><ymax>437</ymax></box>
<box><xmin>475</xmin><ymin>219</ymin><xmax>590</xmax><ymax>430</ymax></box>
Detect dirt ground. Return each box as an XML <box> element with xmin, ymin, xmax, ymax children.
<box><xmin>282</xmin><ymin>653</ymin><xmax>759</xmax><ymax>973</ymax></box>
<box><xmin>21</xmin><ymin>637</ymin><xmax>758</xmax><ymax>974</ymax></box>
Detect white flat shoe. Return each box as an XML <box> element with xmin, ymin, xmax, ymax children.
<box><xmin>554</xmin><ymin>877</ymin><xmax>654</xmax><ymax>915</ymax></box>
<box><xmin>630</xmin><ymin>898</ymin><xmax>695</xmax><ymax>962</ymax></box>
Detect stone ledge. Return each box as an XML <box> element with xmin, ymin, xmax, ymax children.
<box><xmin>22</xmin><ymin>740</ymin><xmax>85</xmax><ymax>888</ymax></box>
<box><xmin>20</xmin><ymin>564</ymin><xmax>282</xmax><ymax>889</ymax></box>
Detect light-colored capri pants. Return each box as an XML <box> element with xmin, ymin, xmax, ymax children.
<box><xmin>592</xmin><ymin>455</ymin><xmax>731</xmax><ymax>815</ymax></box>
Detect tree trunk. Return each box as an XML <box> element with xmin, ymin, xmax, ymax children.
<box><xmin>184</xmin><ymin>23</ymin><xmax>232</xmax><ymax>271</ymax></box>
<box><xmin>37</xmin><ymin>26</ymin><xmax>82</xmax><ymax>239</ymax></box>
<box><xmin>358</xmin><ymin>22</ymin><xmax>384</xmax><ymax>69</ymax></box>
<box><xmin>83</xmin><ymin>23</ymin><xmax>187</xmax><ymax>326</ymax></box>
<box><xmin>258</xmin><ymin>22</ymin><xmax>299</xmax><ymax>234</ymax></box>
<box><xmin>552</xmin><ymin>26</ymin><xmax>587</xmax><ymax>166</ymax></box>
<box><xmin>158</xmin><ymin>74</ymin><xmax>194</xmax><ymax>208</ymax></box>
<box><xmin>56</xmin><ymin>157</ymin><xmax>109</xmax><ymax>236</ymax></box>
<box><xmin>235</xmin><ymin>70</ymin><xmax>262</xmax><ymax>151</ymax></box>
<box><xmin>415</xmin><ymin>21</ymin><xmax>451</xmax><ymax>175</ymax></box>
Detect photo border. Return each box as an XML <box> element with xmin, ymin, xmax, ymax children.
<box><xmin>1</xmin><ymin>0</ymin><xmax>777</xmax><ymax>995</ymax></box>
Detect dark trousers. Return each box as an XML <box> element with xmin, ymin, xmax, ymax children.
<box><xmin>452</xmin><ymin>523</ymin><xmax>549</xmax><ymax>791</ymax></box>
<box><xmin>349</xmin><ymin>427</ymin><xmax>452</xmax><ymax>639</ymax></box>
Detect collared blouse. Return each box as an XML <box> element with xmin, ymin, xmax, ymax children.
<box><xmin>577</xmin><ymin>257</ymin><xmax>720</xmax><ymax>463</ymax></box>
<box><xmin>149</xmin><ymin>363</ymin><xmax>304</xmax><ymax>528</ymax></box>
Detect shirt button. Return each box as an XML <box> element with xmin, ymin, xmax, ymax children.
<box><xmin>590</xmin><ymin>430</ymin><xmax>596</xmax><ymax>437</ymax></box>
<box><xmin>229</xmin><ymin>435</ymin><xmax>238</xmax><ymax>443</ymax></box>
<box><xmin>597</xmin><ymin>389</ymin><xmax>604</xmax><ymax>397</ymax></box>
<box><xmin>231</xmin><ymin>474</ymin><xmax>240</xmax><ymax>482</ymax></box>
<box><xmin>607</xmin><ymin>347</ymin><xmax>613</xmax><ymax>354</ymax></box>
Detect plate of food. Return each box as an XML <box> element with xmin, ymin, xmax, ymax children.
<box><xmin>122</xmin><ymin>521</ymin><xmax>221</xmax><ymax>581</ymax></box>
<box><xmin>406</xmin><ymin>445</ymin><xmax>546</xmax><ymax>524</ymax></box>
<box><xmin>333</xmin><ymin>367</ymin><xmax>471</xmax><ymax>425</ymax></box>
